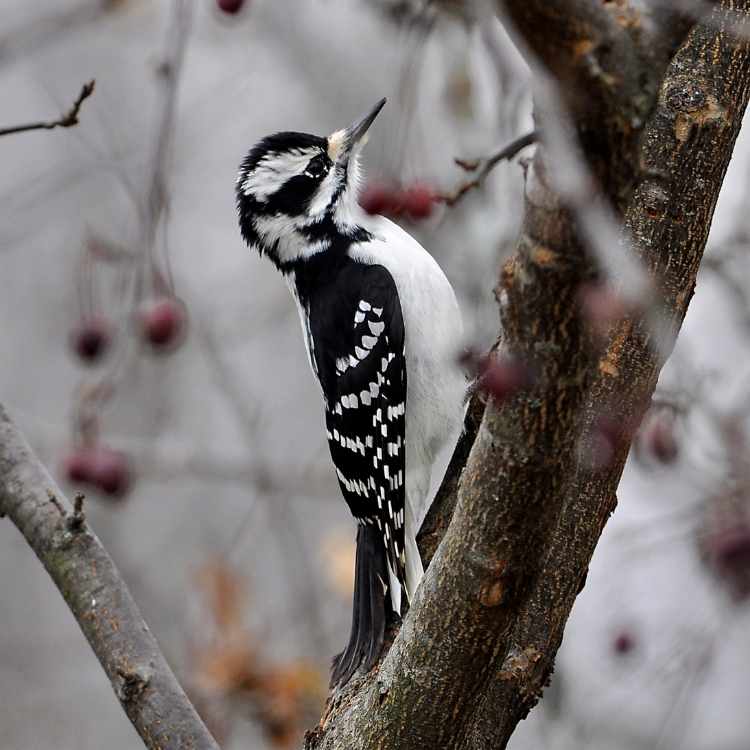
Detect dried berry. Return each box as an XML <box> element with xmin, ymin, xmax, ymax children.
<box><xmin>612</xmin><ymin>630</ymin><xmax>636</xmax><ymax>656</ymax></box>
<box><xmin>70</xmin><ymin>317</ymin><xmax>112</xmax><ymax>364</ymax></box>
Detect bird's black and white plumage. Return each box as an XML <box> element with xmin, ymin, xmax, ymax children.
<box><xmin>236</xmin><ymin>99</ymin><xmax>465</xmax><ymax>686</ymax></box>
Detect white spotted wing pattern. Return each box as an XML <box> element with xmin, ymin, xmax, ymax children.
<box><xmin>307</xmin><ymin>263</ymin><xmax>407</xmax><ymax>604</ymax></box>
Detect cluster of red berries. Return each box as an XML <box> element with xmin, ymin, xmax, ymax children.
<box><xmin>70</xmin><ymin>297</ymin><xmax>188</xmax><ymax>366</ymax></box>
<box><xmin>65</xmin><ymin>296</ymin><xmax>186</xmax><ymax>500</ymax></box>
<box><xmin>359</xmin><ymin>181</ymin><xmax>438</xmax><ymax>221</ymax></box>
<box><xmin>67</xmin><ymin>257</ymin><xmax>188</xmax><ymax>500</ymax></box>
<box><xmin>63</xmin><ymin>445</ymin><xmax>131</xmax><ymax>498</ymax></box>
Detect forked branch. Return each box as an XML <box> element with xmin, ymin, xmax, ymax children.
<box><xmin>0</xmin><ymin>79</ymin><xmax>95</xmax><ymax>137</ymax></box>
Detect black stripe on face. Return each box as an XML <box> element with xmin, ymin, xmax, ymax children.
<box><xmin>263</xmin><ymin>150</ymin><xmax>336</xmax><ymax>216</ymax></box>
<box><xmin>262</xmin><ymin>173</ymin><xmax>321</xmax><ymax>215</ymax></box>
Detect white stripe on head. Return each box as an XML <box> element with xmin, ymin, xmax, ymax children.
<box><xmin>241</xmin><ymin>147</ymin><xmax>318</xmax><ymax>200</ymax></box>
<box><xmin>308</xmin><ymin>165</ymin><xmax>342</xmax><ymax>217</ymax></box>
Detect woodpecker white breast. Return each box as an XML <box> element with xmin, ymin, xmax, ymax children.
<box><xmin>236</xmin><ymin>99</ymin><xmax>466</xmax><ymax>686</ymax></box>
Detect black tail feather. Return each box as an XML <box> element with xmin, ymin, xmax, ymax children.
<box><xmin>331</xmin><ymin>524</ymin><xmax>394</xmax><ymax>687</ymax></box>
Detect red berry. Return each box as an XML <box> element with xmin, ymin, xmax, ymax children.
<box><xmin>138</xmin><ymin>297</ymin><xmax>187</xmax><ymax>352</ymax></box>
<box><xmin>217</xmin><ymin>0</ymin><xmax>244</xmax><ymax>13</ymax></box>
<box><xmin>89</xmin><ymin>446</ymin><xmax>132</xmax><ymax>498</ymax></box>
<box><xmin>401</xmin><ymin>183</ymin><xmax>435</xmax><ymax>220</ymax></box>
<box><xmin>62</xmin><ymin>450</ymin><xmax>94</xmax><ymax>483</ymax></box>
<box><xmin>481</xmin><ymin>360</ymin><xmax>528</xmax><ymax>402</ymax></box>
<box><xmin>62</xmin><ymin>446</ymin><xmax>132</xmax><ymax>498</ymax></box>
<box><xmin>70</xmin><ymin>317</ymin><xmax>112</xmax><ymax>364</ymax></box>
<box><xmin>612</xmin><ymin>630</ymin><xmax>636</xmax><ymax>656</ymax></box>
<box><xmin>463</xmin><ymin>352</ymin><xmax>530</xmax><ymax>403</ymax></box>
<box><xmin>638</xmin><ymin>411</ymin><xmax>679</xmax><ymax>465</ymax></box>
<box><xmin>714</xmin><ymin>528</ymin><xmax>750</xmax><ymax>573</ymax></box>
<box><xmin>359</xmin><ymin>182</ymin><xmax>402</xmax><ymax>217</ymax></box>
<box><xmin>699</xmin><ymin>518</ymin><xmax>750</xmax><ymax>602</ymax></box>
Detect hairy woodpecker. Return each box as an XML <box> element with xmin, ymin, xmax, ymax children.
<box><xmin>236</xmin><ymin>99</ymin><xmax>465</xmax><ymax>686</ymax></box>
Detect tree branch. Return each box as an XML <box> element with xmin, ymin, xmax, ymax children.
<box><xmin>0</xmin><ymin>403</ymin><xmax>220</xmax><ymax>750</ymax></box>
<box><xmin>0</xmin><ymin>80</ymin><xmax>95</xmax><ymax>137</ymax></box>
<box><xmin>439</xmin><ymin>130</ymin><xmax>538</xmax><ymax>206</ymax></box>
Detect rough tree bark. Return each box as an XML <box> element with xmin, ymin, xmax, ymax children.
<box><xmin>307</xmin><ymin>2</ymin><xmax>750</xmax><ymax>749</ymax></box>
<box><xmin>465</xmin><ymin>5</ymin><xmax>750</xmax><ymax>746</ymax></box>
<box><xmin>0</xmin><ymin>404</ymin><xmax>220</xmax><ymax>750</ymax></box>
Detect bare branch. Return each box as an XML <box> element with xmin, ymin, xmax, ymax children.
<box><xmin>0</xmin><ymin>80</ymin><xmax>95</xmax><ymax>138</ymax></box>
<box><xmin>439</xmin><ymin>130</ymin><xmax>538</xmax><ymax>206</ymax></box>
<box><xmin>0</xmin><ymin>403</ymin><xmax>220</xmax><ymax>750</ymax></box>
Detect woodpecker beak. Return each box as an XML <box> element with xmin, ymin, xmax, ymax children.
<box><xmin>328</xmin><ymin>98</ymin><xmax>386</xmax><ymax>163</ymax></box>
<box><xmin>347</xmin><ymin>98</ymin><xmax>386</xmax><ymax>146</ymax></box>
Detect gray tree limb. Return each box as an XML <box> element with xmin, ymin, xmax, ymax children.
<box><xmin>0</xmin><ymin>403</ymin><xmax>220</xmax><ymax>750</ymax></box>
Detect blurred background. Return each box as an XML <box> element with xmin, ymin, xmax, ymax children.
<box><xmin>1</xmin><ymin>1</ymin><xmax>749</xmax><ymax>748</ymax></box>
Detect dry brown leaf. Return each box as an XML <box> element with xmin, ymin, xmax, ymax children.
<box><xmin>320</xmin><ymin>529</ymin><xmax>355</xmax><ymax>597</ymax></box>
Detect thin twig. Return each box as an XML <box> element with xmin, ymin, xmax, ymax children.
<box><xmin>439</xmin><ymin>130</ymin><xmax>538</xmax><ymax>206</ymax></box>
<box><xmin>0</xmin><ymin>80</ymin><xmax>95</xmax><ymax>138</ymax></box>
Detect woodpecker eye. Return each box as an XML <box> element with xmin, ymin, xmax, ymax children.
<box><xmin>305</xmin><ymin>154</ymin><xmax>329</xmax><ymax>180</ymax></box>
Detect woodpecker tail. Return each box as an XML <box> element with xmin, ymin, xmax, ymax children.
<box><xmin>330</xmin><ymin>524</ymin><xmax>397</xmax><ymax>687</ymax></box>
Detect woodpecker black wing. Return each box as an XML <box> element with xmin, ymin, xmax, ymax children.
<box><xmin>304</xmin><ymin>261</ymin><xmax>407</xmax><ymax>685</ymax></box>
<box><xmin>308</xmin><ymin>262</ymin><xmax>407</xmax><ymax>584</ymax></box>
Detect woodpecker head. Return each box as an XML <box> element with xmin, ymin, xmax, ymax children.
<box><xmin>236</xmin><ymin>98</ymin><xmax>386</xmax><ymax>270</ymax></box>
